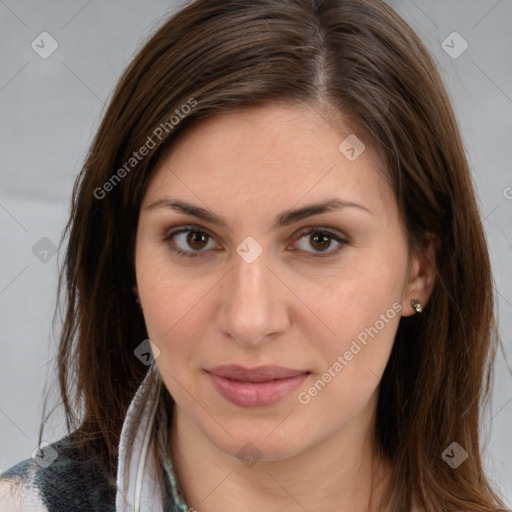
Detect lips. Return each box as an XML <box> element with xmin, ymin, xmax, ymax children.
<box><xmin>206</xmin><ymin>365</ymin><xmax>309</xmax><ymax>408</ymax></box>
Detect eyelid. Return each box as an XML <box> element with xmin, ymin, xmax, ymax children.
<box><xmin>163</xmin><ymin>224</ymin><xmax>214</xmax><ymax>240</ymax></box>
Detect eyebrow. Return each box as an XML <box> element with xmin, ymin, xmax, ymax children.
<box><xmin>144</xmin><ymin>197</ymin><xmax>371</xmax><ymax>228</ymax></box>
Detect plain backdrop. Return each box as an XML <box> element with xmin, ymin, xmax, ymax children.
<box><xmin>1</xmin><ymin>0</ymin><xmax>511</xmax><ymax>505</ymax></box>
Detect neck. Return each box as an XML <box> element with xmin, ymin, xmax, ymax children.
<box><xmin>168</xmin><ymin>395</ymin><xmax>392</xmax><ymax>512</ymax></box>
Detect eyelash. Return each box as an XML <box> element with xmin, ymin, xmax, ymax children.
<box><xmin>162</xmin><ymin>225</ymin><xmax>349</xmax><ymax>259</ymax></box>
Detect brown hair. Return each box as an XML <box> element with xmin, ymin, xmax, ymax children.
<box><xmin>39</xmin><ymin>0</ymin><xmax>506</xmax><ymax>510</ymax></box>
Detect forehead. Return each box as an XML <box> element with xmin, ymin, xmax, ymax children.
<box><xmin>142</xmin><ymin>103</ymin><xmax>394</xmax><ymax>219</ymax></box>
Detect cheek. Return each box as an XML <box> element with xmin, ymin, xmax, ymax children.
<box><xmin>136</xmin><ymin>238</ymin><xmax>207</xmax><ymax>336</ymax></box>
<box><xmin>135</xmin><ymin>247</ymin><xmax>188</xmax><ymax>353</ymax></box>
<box><xmin>294</xmin><ymin>256</ymin><xmax>404</xmax><ymax>391</ymax></box>
<box><xmin>137</xmin><ymin>260</ymin><xmax>223</xmax><ymax>385</ymax></box>
<box><xmin>140</xmin><ymin>277</ymin><xmax>204</xmax><ymax>400</ymax></box>
<box><xmin>303</xmin><ymin>286</ymin><xmax>403</xmax><ymax>421</ymax></box>
<box><xmin>141</xmin><ymin>278</ymin><xmax>208</xmax><ymax>361</ymax></box>
<box><xmin>297</xmin><ymin>262</ymin><xmax>403</xmax><ymax>339</ymax></box>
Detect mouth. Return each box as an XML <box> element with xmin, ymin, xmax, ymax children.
<box><xmin>206</xmin><ymin>365</ymin><xmax>310</xmax><ymax>408</ymax></box>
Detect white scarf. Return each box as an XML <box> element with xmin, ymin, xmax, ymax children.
<box><xmin>115</xmin><ymin>363</ymin><xmax>170</xmax><ymax>512</ymax></box>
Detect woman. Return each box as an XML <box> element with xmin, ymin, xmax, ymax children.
<box><xmin>0</xmin><ymin>0</ymin><xmax>508</xmax><ymax>510</ymax></box>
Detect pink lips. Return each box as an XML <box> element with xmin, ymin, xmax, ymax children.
<box><xmin>207</xmin><ymin>365</ymin><xmax>309</xmax><ymax>408</ymax></box>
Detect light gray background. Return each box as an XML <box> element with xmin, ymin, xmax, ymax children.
<box><xmin>1</xmin><ymin>0</ymin><xmax>511</xmax><ymax>505</ymax></box>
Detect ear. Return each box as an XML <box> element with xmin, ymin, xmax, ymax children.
<box><xmin>132</xmin><ymin>284</ymin><xmax>141</xmax><ymax>304</ymax></box>
<box><xmin>401</xmin><ymin>232</ymin><xmax>438</xmax><ymax>317</ymax></box>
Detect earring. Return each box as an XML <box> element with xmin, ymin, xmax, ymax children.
<box><xmin>411</xmin><ymin>299</ymin><xmax>422</xmax><ymax>314</ymax></box>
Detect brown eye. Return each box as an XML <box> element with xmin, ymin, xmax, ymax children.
<box><xmin>310</xmin><ymin>233</ymin><xmax>332</xmax><ymax>252</ymax></box>
<box><xmin>186</xmin><ymin>230</ymin><xmax>209</xmax><ymax>250</ymax></box>
<box><xmin>164</xmin><ymin>227</ymin><xmax>219</xmax><ymax>257</ymax></box>
<box><xmin>293</xmin><ymin>228</ymin><xmax>349</xmax><ymax>256</ymax></box>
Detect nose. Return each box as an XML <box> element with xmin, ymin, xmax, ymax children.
<box><xmin>216</xmin><ymin>249</ymin><xmax>291</xmax><ymax>346</ymax></box>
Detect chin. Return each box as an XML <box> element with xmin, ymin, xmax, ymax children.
<box><xmin>200</xmin><ymin>415</ymin><xmax>315</xmax><ymax>464</ymax></box>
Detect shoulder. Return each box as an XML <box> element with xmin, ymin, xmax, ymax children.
<box><xmin>0</xmin><ymin>436</ymin><xmax>117</xmax><ymax>512</ymax></box>
<box><xmin>0</xmin><ymin>456</ymin><xmax>46</xmax><ymax>512</ymax></box>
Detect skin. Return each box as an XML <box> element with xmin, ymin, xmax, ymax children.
<box><xmin>134</xmin><ymin>102</ymin><xmax>437</xmax><ymax>512</ymax></box>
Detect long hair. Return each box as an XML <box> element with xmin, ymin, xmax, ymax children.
<box><xmin>39</xmin><ymin>0</ymin><xmax>506</xmax><ymax>510</ymax></box>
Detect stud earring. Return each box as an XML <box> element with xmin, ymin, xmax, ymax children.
<box><xmin>411</xmin><ymin>299</ymin><xmax>422</xmax><ymax>314</ymax></box>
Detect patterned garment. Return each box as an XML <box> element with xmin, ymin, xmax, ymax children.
<box><xmin>0</xmin><ymin>364</ymin><xmax>191</xmax><ymax>511</ymax></box>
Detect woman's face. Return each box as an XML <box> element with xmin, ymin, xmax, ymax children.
<box><xmin>135</xmin><ymin>103</ymin><xmax>433</xmax><ymax>461</ymax></box>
